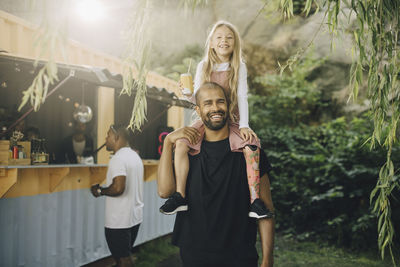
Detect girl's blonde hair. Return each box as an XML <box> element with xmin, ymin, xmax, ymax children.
<box><xmin>201</xmin><ymin>20</ymin><xmax>243</xmax><ymax>122</ymax></box>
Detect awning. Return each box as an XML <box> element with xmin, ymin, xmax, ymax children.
<box><xmin>0</xmin><ymin>53</ymin><xmax>194</xmax><ymax>109</ymax></box>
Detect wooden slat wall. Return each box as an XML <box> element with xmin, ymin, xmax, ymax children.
<box><xmin>97</xmin><ymin>87</ymin><xmax>114</xmax><ymax>164</ymax></box>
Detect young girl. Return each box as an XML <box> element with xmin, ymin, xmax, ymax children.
<box><xmin>160</xmin><ymin>21</ymin><xmax>272</xmax><ymax>219</ymax></box>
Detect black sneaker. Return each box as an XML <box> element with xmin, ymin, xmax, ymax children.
<box><xmin>159</xmin><ymin>192</ymin><xmax>188</xmax><ymax>215</ymax></box>
<box><xmin>249</xmin><ymin>198</ymin><xmax>275</xmax><ymax>219</ymax></box>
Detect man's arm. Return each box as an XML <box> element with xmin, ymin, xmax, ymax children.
<box><xmin>157</xmin><ymin>127</ymin><xmax>200</xmax><ymax>198</ymax></box>
<box><xmin>258</xmin><ymin>173</ymin><xmax>275</xmax><ymax>267</ymax></box>
<box><xmin>90</xmin><ymin>176</ymin><xmax>126</xmax><ymax>197</ymax></box>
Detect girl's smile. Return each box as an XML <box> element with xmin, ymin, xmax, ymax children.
<box><xmin>211</xmin><ymin>25</ymin><xmax>235</xmax><ymax>62</ymax></box>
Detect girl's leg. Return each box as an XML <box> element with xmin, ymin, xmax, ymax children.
<box><xmin>243</xmin><ymin>145</ymin><xmax>272</xmax><ymax>219</ymax></box>
<box><xmin>243</xmin><ymin>145</ymin><xmax>260</xmax><ymax>203</ymax></box>
<box><xmin>174</xmin><ymin>139</ymin><xmax>190</xmax><ymax>197</ymax></box>
<box><xmin>159</xmin><ymin>139</ymin><xmax>190</xmax><ymax>215</ymax></box>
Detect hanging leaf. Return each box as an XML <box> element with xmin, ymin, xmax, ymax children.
<box><xmin>273</xmin><ymin>0</ymin><xmax>400</xmax><ymax>263</ymax></box>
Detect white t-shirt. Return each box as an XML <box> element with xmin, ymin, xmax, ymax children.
<box><xmin>193</xmin><ymin>60</ymin><xmax>250</xmax><ymax>129</ymax></box>
<box><xmin>104</xmin><ymin>147</ymin><xmax>144</xmax><ymax>229</ymax></box>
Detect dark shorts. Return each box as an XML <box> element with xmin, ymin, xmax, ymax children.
<box><xmin>105</xmin><ymin>224</ymin><xmax>140</xmax><ymax>258</ymax></box>
<box><xmin>180</xmin><ymin>247</ymin><xmax>258</xmax><ymax>267</ymax></box>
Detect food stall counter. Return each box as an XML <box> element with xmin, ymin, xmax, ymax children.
<box><xmin>0</xmin><ymin>160</ymin><xmax>159</xmax><ymax>198</ymax></box>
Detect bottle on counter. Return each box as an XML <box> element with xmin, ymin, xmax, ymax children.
<box><xmin>31</xmin><ymin>138</ymin><xmax>40</xmax><ymax>164</ymax></box>
<box><xmin>18</xmin><ymin>145</ymin><xmax>24</xmax><ymax>159</ymax></box>
<box><xmin>13</xmin><ymin>145</ymin><xmax>18</xmax><ymax>159</ymax></box>
<box><xmin>40</xmin><ymin>139</ymin><xmax>48</xmax><ymax>163</ymax></box>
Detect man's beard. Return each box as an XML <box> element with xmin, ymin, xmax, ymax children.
<box><xmin>105</xmin><ymin>143</ymin><xmax>112</xmax><ymax>151</ymax></box>
<box><xmin>202</xmin><ymin>110</ymin><xmax>228</xmax><ymax>131</ymax></box>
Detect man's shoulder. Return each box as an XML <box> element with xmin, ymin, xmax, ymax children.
<box><xmin>194</xmin><ymin>138</ymin><xmax>231</xmax><ymax>158</ymax></box>
<box><xmin>113</xmin><ymin>148</ymin><xmax>142</xmax><ymax>164</ymax></box>
<box><xmin>113</xmin><ymin>147</ymin><xmax>134</xmax><ymax>157</ymax></box>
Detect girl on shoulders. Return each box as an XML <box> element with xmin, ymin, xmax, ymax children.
<box><xmin>160</xmin><ymin>21</ymin><xmax>273</xmax><ymax>220</ymax></box>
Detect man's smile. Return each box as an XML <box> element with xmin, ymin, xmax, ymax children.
<box><xmin>208</xmin><ymin>112</ymin><xmax>225</xmax><ymax>122</ymax></box>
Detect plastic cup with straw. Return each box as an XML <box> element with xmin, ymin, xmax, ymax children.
<box><xmin>180</xmin><ymin>59</ymin><xmax>193</xmax><ymax>96</ymax></box>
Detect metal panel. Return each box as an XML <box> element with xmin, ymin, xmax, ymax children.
<box><xmin>0</xmin><ymin>180</ymin><xmax>175</xmax><ymax>267</ymax></box>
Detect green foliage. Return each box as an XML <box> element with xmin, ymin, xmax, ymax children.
<box><xmin>135</xmin><ymin>233</ymin><xmax>394</xmax><ymax>266</ymax></box>
<box><xmin>279</xmin><ymin>0</ymin><xmax>318</xmax><ymax>19</ymax></box>
<box><xmin>135</xmin><ymin>235</ymin><xmax>179</xmax><ymax>267</ymax></box>
<box><xmin>350</xmin><ymin>1</ymin><xmax>400</xmax><ymax>260</ymax></box>
<box><xmin>272</xmin><ymin>0</ymin><xmax>400</xmax><ymax>262</ymax></box>
<box><xmin>120</xmin><ymin>0</ymin><xmax>153</xmax><ymax>132</ymax></box>
<box><xmin>249</xmin><ymin>50</ymin><xmax>399</xmax><ymax>255</ymax></box>
<box><xmin>152</xmin><ymin>44</ymin><xmax>203</xmax><ymax>81</ymax></box>
<box><xmin>179</xmin><ymin>0</ymin><xmax>208</xmax><ymax>13</ymax></box>
<box><xmin>253</xmin><ymin>115</ymin><xmax>400</xmax><ymax>250</ymax></box>
<box><xmin>264</xmin><ymin>234</ymin><xmax>395</xmax><ymax>266</ymax></box>
<box><xmin>333</xmin><ymin>0</ymin><xmax>400</xmax><ymax>262</ymax></box>
<box><xmin>19</xmin><ymin>0</ymin><xmax>69</xmax><ymax>112</ymax></box>
<box><xmin>19</xmin><ymin>61</ymin><xmax>58</xmax><ymax>112</ymax></box>
<box><xmin>252</xmin><ymin>52</ymin><xmax>328</xmax><ymax>127</ymax></box>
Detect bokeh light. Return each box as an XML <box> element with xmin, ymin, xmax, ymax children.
<box><xmin>76</xmin><ymin>0</ymin><xmax>105</xmax><ymax>23</ymax></box>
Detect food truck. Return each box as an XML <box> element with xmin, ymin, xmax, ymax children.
<box><xmin>0</xmin><ymin>10</ymin><xmax>192</xmax><ymax>266</ymax></box>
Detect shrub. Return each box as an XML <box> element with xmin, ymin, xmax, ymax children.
<box><xmin>249</xmin><ymin>53</ymin><xmax>400</xmax><ymax>250</ymax></box>
<box><xmin>260</xmin><ymin>116</ymin><xmax>400</xmax><ymax>249</ymax></box>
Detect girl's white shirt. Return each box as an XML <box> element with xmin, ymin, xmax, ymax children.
<box><xmin>193</xmin><ymin>60</ymin><xmax>249</xmax><ymax>129</ymax></box>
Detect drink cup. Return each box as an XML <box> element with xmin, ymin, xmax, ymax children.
<box><xmin>180</xmin><ymin>73</ymin><xmax>193</xmax><ymax>95</ymax></box>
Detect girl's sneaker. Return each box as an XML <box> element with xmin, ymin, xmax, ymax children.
<box><xmin>159</xmin><ymin>192</ymin><xmax>188</xmax><ymax>215</ymax></box>
<box><xmin>249</xmin><ymin>198</ymin><xmax>275</xmax><ymax>219</ymax></box>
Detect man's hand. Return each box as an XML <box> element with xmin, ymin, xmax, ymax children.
<box><xmin>165</xmin><ymin>126</ymin><xmax>200</xmax><ymax>146</ymax></box>
<box><xmin>260</xmin><ymin>254</ymin><xmax>274</xmax><ymax>267</ymax></box>
<box><xmin>90</xmin><ymin>184</ymin><xmax>101</xmax><ymax>198</ymax></box>
<box><xmin>239</xmin><ymin>127</ymin><xmax>258</xmax><ymax>143</ymax></box>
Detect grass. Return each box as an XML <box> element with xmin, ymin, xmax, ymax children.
<box><xmin>266</xmin><ymin>235</ymin><xmax>395</xmax><ymax>267</ymax></box>
<box><xmin>133</xmin><ymin>234</ymin><xmax>395</xmax><ymax>267</ymax></box>
<box><xmin>134</xmin><ymin>235</ymin><xmax>179</xmax><ymax>267</ymax></box>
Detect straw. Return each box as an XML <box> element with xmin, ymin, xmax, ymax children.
<box><xmin>187</xmin><ymin>58</ymin><xmax>192</xmax><ymax>74</ymax></box>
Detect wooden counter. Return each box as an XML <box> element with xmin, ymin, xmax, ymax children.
<box><xmin>0</xmin><ymin>160</ymin><xmax>159</xmax><ymax>198</ymax></box>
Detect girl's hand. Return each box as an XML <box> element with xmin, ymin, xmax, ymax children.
<box><xmin>166</xmin><ymin>127</ymin><xmax>200</xmax><ymax>145</ymax></box>
<box><xmin>179</xmin><ymin>81</ymin><xmax>193</xmax><ymax>98</ymax></box>
<box><xmin>240</xmin><ymin>127</ymin><xmax>258</xmax><ymax>143</ymax></box>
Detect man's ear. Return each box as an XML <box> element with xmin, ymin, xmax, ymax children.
<box><xmin>195</xmin><ymin>106</ymin><xmax>201</xmax><ymax>117</ymax></box>
<box><xmin>113</xmin><ymin>133</ymin><xmax>119</xmax><ymax>143</ymax></box>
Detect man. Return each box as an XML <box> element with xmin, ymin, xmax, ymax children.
<box><xmin>90</xmin><ymin>124</ymin><xmax>144</xmax><ymax>267</ymax></box>
<box><xmin>157</xmin><ymin>82</ymin><xmax>275</xmax><ymax>267</ymax></box>
<box><xmin>58</xmin><ymin>121</ymin><xmax>94</xmax><ymax>163</ymax></box>
<box><xmin>25</xmin><ymin>126</ymin><xmax>40</xmax><ymax>141</ymax></box>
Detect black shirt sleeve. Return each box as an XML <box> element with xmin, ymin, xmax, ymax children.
<box><xmin>260</xmin><ymin>148</ymin><xmax>272</xmax><ymax>178</ymax></box>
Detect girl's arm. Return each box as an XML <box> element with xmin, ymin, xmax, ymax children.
<box><xmin>181</xmin><ymin>61</ymin><xmax>204</xmax><ymax>103</ymax></box>
<box><xmin>191</xmin><ymin>60</ymin><xmax>205</xmax><ymax>103</ymax></box>
<box><xmin>238</xmin><ymin>63</ymin><xmax>258</xmax><ymax>142</ymax></box>
<box><xmin>237</xmin><ymin>62</ymin><xmax>250</xmax><ymax>129</ymax></box>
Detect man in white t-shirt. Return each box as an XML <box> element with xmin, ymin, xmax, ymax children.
<box><xmin>90</xmin><ymin>124</ymin><xmax>144</xmax><ymax>267</ymax></box>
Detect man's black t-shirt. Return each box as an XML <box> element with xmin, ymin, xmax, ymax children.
<box><xmin>172</xmin><ymin>138</ymin><xmax>272</xmax><ymax>266</ymax></box>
